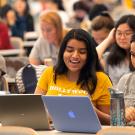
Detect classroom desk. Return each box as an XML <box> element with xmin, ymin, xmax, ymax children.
<box><xmin>23</xmin><ymin>41</ymin><xmax>35</xmax><ymax>47</ymax></box>
<box><xmin>37</xmin><ymin>130</ymin><xmax>95</xmax><ymax>135</ymax></box>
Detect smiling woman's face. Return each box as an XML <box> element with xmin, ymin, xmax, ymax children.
<box><xmin>63</xmin><ymin>39</ymin><xmax>87</xmax><ymax>74</ymax></box>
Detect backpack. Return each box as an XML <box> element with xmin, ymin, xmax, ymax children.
<box><xmin>15</xmin><ymin>64</ymin><xmax>46</xmax><ymax>94</ymax></box>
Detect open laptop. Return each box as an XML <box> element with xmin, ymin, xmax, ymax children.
<box><xmin>0</xmin><ymin>94</ymin><xmax>51</xmax><ymax>130</ymax></box>
<box><xmin>42</xmin><ymin>96</ymin><xmax>102</xmax><ymax>133</ymax></box>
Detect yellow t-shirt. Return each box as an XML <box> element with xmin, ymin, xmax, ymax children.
<box><xmin>37</xmin><ymin>67</ymin><xmax>112</xmax><ymax>106</ymax></box>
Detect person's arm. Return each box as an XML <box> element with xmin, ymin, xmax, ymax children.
<box><xmin>29</xmin><ymin>58</ymin><xmax>41</xmax><ymax>65</ymax></box>
<box><xmin>95</xmin><ymin>105</ymin><xmax>110</xmax><ymax>125</ymax></box>
<box><xmin>125</xmin><ymin>107</ymin><xmax>135</xmax><ymax>122</ymax></box>
<box><xmin>29</xmin><ymin>38</ymin><xmax>42</xmax><ymax>65</ymax></box>
<box><xmin>96</xmin><ymin>28</ymin><xmax>115</xmax><ymax>66</ymax></box>
<box><xmin>34</xmin><ymin>66</ymin><xmax>52</xmax><ymax>95</ymax></box>
<box><xmin>35</xmin><ymin>85</ymin><xmax>52</xmax><ymax>123</ymax></box>
<box><xmin>34</xmin><ymin>86</ymin><xmax>46</xmax><ymax>95</ymax></box>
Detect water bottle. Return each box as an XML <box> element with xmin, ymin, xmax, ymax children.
<box><xmin>110</xmin><ymin>88</ymin><xmax>126</xmax><ymax>126</ymax></box>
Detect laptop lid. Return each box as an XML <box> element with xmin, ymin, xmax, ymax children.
<box><xmin>0</xmin><ymin>94</ymin><xmax>50</xmax><ymax>130</ymax></box>
<box><xmin>42</xmin><ymin>96</ymin><xmax>102</xmax><ymax>133</ymax></box>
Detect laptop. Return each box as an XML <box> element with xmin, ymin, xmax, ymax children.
<box><xmin>42</xmin><ymin>96</ymin><xmax>102</xmax><ymax>133</ymax></box>
<box><xmin>0</xmin><ymin>94</ymin><xmax>51</xmax><ymax>130</ymax></box>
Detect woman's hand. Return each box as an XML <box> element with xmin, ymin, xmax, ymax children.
<box><xmin>125</xmin><ymin>107</ymin><xmax>135</xmax><ymax>122</ymax></box>
<box><xmin>96</xmin><ymin>28</ymin><xmax>116</xmax><ymax>63</ymax></box>
<box><xmin>94</xmin><ymin>106</ymin><xmax>110</xmax><ymax>125</ymax></box>
<box><xmin>106</xmin><ymin>28</ymin><xmax>116</xmax><ymax>45</ymax></box>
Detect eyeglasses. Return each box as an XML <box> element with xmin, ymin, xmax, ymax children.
<box><xmin>116</xmin><ymin>30</ymin><xmax>133</xmax><ymax>38</ymax></box>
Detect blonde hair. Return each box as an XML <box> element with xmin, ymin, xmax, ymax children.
<box><xmin>39</xmin><ymin>10</ymin><xmax>64</xmax><ymax>45</ymax></box>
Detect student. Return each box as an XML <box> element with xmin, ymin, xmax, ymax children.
<box><xmin>66</xmin><ymin>1</ymin><xmax>89</xmax><ymax>29</ymax></box>
<box><xmin>29</xmin><ymin>10</ymin><xmax>68</xmax><ymax>65</ymax></box>
<box><xmin>96</xmin><ymin>14</ymin><xmax>135</xmax><ymax>86</ymax></box>
<box><xmin>91</xmin><ymin>12</ymin><xmax>114</xmax><ymax>45</ymax></box>
<box><xmin>0</xmin><ymin>18</ymin><xmax>13</xmax><ymax>50</ymax></box>
<box><xmin>117</xmin><ymin>33</ymin><xmax>135</xmax><ymax>98</ymax></box>
<box><xmin>0</xmin><ymin>4</ymin><xmax>16</xmax><ymax>36</ymax></box>
<box><xmin>13</xmin><ymin>0</ymin><xmax>34</xmax><ymax>39</ymax></box>
<box><xmin>81</xmin><ymin>3</ymin><xmax>108</xmax><ymax>31</ymax></box>
<box><xmin>116</xmin><ymin>33</ymin><xmax>135</xmax><ymax>122</ymax></box>
<box><xmin>35</xmin><ymin>29</ymin><xmax>112</xmax><ymax>125</ymax></box>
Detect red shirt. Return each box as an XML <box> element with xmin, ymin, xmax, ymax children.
<box><xmin>0</xmin><ymin>22</ymin><xmax>13</xmax><ymax>49</ymax></box>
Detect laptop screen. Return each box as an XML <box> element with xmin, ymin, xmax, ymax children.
<box><xmin>0</xmin><ymin>94</ymin><xmax>50</xmax><ymax>130</ymax></box>
<box><xmin>42</xmin><ymin>96</ymin><xmax>102</xmax><ymax>133</ymax></box>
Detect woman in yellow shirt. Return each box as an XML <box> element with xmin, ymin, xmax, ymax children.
<box><xmin>35</xmin><ymin>29</ymin><xmax>112</xmax><ymax>125</ymax></box>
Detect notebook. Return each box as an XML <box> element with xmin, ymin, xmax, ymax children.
<box><xmin>42</xmin><ymin>96</ymin><xmax>102</xmax><ymax>133</ymax></box>
<box><xmin>0</xmin><ymin>94</ymin><xmax>51</xmax><ymax>130</ymax></box>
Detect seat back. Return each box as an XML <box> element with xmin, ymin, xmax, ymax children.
<box><xmin>96</xmin><ymin>127</ymin><xmax>135</xmax><ymax>135</ymax></box>
<box><xmin>10</xmin><ymin>37</ymin><xmax>24</xmax><ymax>49</ymax></box>
<box><xmin>10</xmin><ymin>37</ymin><xmax>26</xmax><ymax>56</ymax></box>
<box><xmin>0</xmin><ymin>126</ymin><xmax>38</xmax><ymax>135</ymax></box>
<box><xmin>16</xmin><ymin>64</ymin><xmax>46</xmax><ymax>94</ymax></box>
<box><xmin>5</xmin><ymin>56</ymin><xmax>29</xmax><ymax>78</ymax></box>
<box><xmin>0</xmin><ymin>75</ymin><xmax>9</xmax><ymax>92</ymax></box>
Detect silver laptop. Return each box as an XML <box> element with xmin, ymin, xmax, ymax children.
<box><xmin>0</xmin><ymin>94</ymin><xmax>51</xmax><ymax>130</ymax></box>
<box><xmin>42</xmin><ymin>96</ymin><xmax>102</xmax><ymax>133</ymax></box>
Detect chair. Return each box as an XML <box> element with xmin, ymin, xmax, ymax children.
<box><xmin>10</xmin><ymin>37</ymin><xmax>26</xmax><ymax>56</ymax></box>
<box><xmin>0</xmin><ymin>126</ymin><xmax>38</xmax><ymax>135</ymax></box>
<box><xmin>0</xmin><ymin>75</ymin><xmax>9</xmax><ymax>92</ymax></box>
<box><xmin>5</xmin><ymin>56</ymin><xmax>29</xmax><ymax>78</ymax></box>
<box><xmin>24</xmin><ymin>31</ymin><xmax>38</xmax><ymax>41</ymax></box>
<box><xmin>10</xmin><ymin>37</ymin><xmax>23</xmax><ymax>49</ymax></box>
<box><xmin>96</xmin><ymin>127</ymin><xmax>135</xmax><ymax>135</ymax></box>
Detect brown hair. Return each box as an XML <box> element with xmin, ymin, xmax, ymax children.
<box><xmin>91</xmin><ymin>13</ymin><xmax>114</xmax><ymax>32</ymax></box>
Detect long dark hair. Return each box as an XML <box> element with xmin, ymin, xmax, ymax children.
<box><xmin>22</xmin><ymin>0</ymin><xmax>30</xmax><ymax>16</ymax></box>
<box><xmin>107</xmin><ymin>14</ymin><xmax>135</xmax><ymax>66</ymax></box>
<box><xmin>54</xmin><ymin>29</ymin><xmax>103</xmax><ymax>95</ymax></box>
<box><xmin>130</xmin><ymin>33</ymin><xmax>135</xmax><ymax>71</ymax></box>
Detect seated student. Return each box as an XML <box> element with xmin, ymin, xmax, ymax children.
<box><xmin>35</xmin><ymin>28</ymin><xmax>112</xmax><ymax>125</ymax></box>
<box><xmin>0</xmin><ymin>4</ymin><xmax>16</xmax><ymax>36</ymax></box>
<box><xmin>0</xmin><ymin>18</ymin><xmax>13</xmax><ymax>50</ymax></box>
<box><xmin>29</xmin><ymin>10</ymin><xmax>68</xmax><ymax>66</ymax></box>
<box><xmin>96</xmin><ymin>15</ymin><xmax>135</xmax><ymax>86</ymax></box>
<box><xmin>91</xmin><ymin>12</ymin><xmax>114</xmax><ymax>45</ymax></box>
<box><xmin>66</xmin><ymin>1</ymin><xmax>89</xmax><ymax>29</ymax></box>
<box><xmin>12</xmin><ymin>0</ymin><xmax>34</xmax><ymax>39</ymax></box>
<box><xmin>116</xmin><ymin>33</ymin><xmax>135</xmax><ymax>122</ymax></box>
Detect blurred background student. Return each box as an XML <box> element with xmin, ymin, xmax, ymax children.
<box><xmin>38</xmin><ymin>0</ymin><xmax>69</xmax><ymax>27</ymax></box>
<box><xmin>29</xmin><ymin>10</ymin><xmax>68</xmax><ymax>66</ymax></box>
<box><xmin>117</xmin><ymin>33</ymin><xmax>135</xmax><ymax>97</ymax></box>
<box><xmin>91</xmin><ymin>12</ymin><xmax>114</xmax><ymax>45</ymax></box>
<box><xmin>0</xmin><ymin>18</ymin><xmax>13</xmax><ymax>49</ymax></box>
<box><xmin>66</xmin><ymin>0</ymin><xmax>89</xmax><ymax>29</ymax></box>
<box><xmin>81</xmin><ymin>3</ymin><xmax>109</xmax><ymax>32</ymax></box>
<box><xmin>12</xmin><ymin>0</ymin><xmax>34</xmax><ymax>39</ymax></box>
<box><xmin>97</xmin><ymin>14</ymin><xmax>135</xmax><ymax>86</ymax></box>
<box><xmin>0</xmin><ymin>4</ymin><xmax>17</xmax><ymax>37</ymax></box>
